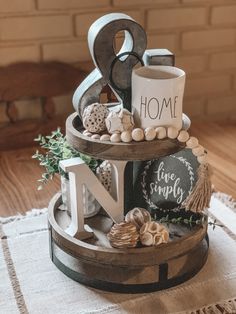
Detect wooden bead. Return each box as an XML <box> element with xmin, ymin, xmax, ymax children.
<box><xmin>197</xmin><ymin>154</ymin><xmax>207</xmax><ymax>164</ymax></box>
<box><xmin>132</xmin><ymin>128</ymin><xmax>144</xmax><ymax>142</ymax></box>
<box><xmin>110</xmin><ymin>133</ymin><xmax>121</xmax><ymax>143</ymax></box>
<box><xmin>83</xmin><ymin>130</ymin><xmax>92</xmax><ymax>137</ymax></box>
<box><xmin>186</xmin><ymin>136</ymin><xmax>199</xmax><ymax>149</ymax></box>
<box><xmin>167</xmin><ymin>127</ymin><xmax>179</xmax><ymax>139</ymax></box>
<box><xmin>192</xmin><ymin>145</ymin><xmax>205</xmax><ymax>157</ymax></box>
<box><xmin>177</xmin><ymin>130</ymin><xmax>189</xmax><ymax>143</ymax></box>
<box><xmin>91</xmin><ymin>134</ymin><xmax>100</xmax><ymax>140</ymax></box>
<box><xmin>121</xmin><ymin>131</ymin><xmax>132</xmax><ymax>143</ymax></box>
<box><xmin>100</xmin><ymin>134</ymin><xmax>111</xmax><ymax>141</ymax></box>
<box><xmin>155</xmin><ymin>127</ymin><xmax>166</xmax><ymax>139</ymax></box>
<box><xmin>144</xmin><ymin>127</ymin><xmax>156</xmax><ymax>141</ymax></box>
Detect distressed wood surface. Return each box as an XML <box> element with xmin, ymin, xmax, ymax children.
<box><xmin>49</xmin><ymin>193</ymin><xmax>208</xmax><ymax>266</ymax></box>
<box><xmin>66</xmin><ymin>112</ymin><xmax>186</xmax><ymax>161</ymax></box>
<box><xmin>0</xmin><ymin>62</ymin><xmax>86</xmax><ymax>102</ymax></box>
<box><xmin>48</xmin><ymin>192</ymin><xmax>208</xmax><ymax>292</ymax></box>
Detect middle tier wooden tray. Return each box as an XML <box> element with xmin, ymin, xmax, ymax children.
<box><xmin>66</xmin><ymin>112</ymin><xmax>190</xmax><ymax>161</ymax></box>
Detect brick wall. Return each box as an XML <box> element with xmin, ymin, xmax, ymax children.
<box><xmin>0</xmin><ymin>0</ymin><xmax>236</xmax><ymax>122</ymax></box>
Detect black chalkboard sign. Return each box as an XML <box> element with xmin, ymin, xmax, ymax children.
<box><xmin>133</xmin><ymin>149</ymin><xmax>199</xmax><ymax>214</ymax></box>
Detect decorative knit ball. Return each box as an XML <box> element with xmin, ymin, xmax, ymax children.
<box><xmin>155</xmin><ymin>127</ymin><xmax>166</xmax><ymax>139</ymax></box>
<box><xmin>125</xmin><ymin>207</ymin><xmax>151</xmax><ymax>230</ymax></box>
<box><xmin>107</xmin><ymin>222</ymin><xmax>139</xmax><ymax>248</ymax></box>
<box><xmin>105</xmin><ymin>108</ymin><xmax>134</xmax><ymax>134</ymax></box>
<box><xmin>132</xmin><ymin>128</ymin><xmax>144</xmax><ymax>141</ymax></box>
<box><xmin>82</xmin><ymin>103</ymin><xmax>109</xmax><ymax>133</ymax></box>
<box><xmin>96</xmin><ymin>160</ymin><xmax>112</xmax><ymax>192</ymax></box>
<box><xmin>140</xmin><ymin>221</ymin><xmax>169</xmax><ymax>247</ymax></box>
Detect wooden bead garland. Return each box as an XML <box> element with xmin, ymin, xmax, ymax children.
<box><xmin>107</xmin><ymin>222</ymin><xmax>139</xmax><ymax>248</ymax></box>
<box><xmin>125</xmin><ymin>207</ymin><xmax>151</xmax><ymax>230</ymax></box>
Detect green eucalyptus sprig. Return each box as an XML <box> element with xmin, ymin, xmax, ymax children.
<box><xmin>156</xmin><ymin>213</ymin><xmax>222</xmax><ymax>230</ymax></box>
<box><xmin>157</xmin><ymin>213</ymin><xmax>205</xmax><ymax>228</ymax></box>
<box><xmin>32</xmin><ymin>128</ymin><xmax>99</xmax><ymax>190</ymax></box>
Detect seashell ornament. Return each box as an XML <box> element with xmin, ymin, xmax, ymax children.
<box><xmin>107</xmin><ymin>222</ymin><xmax>139</xmax><ymax>248</ymax></box>
<box><xmin>125</xmin><ymin>207</ymin><xmax>151</xmax><ymax>230</ymax></box>
<box><xmin>96</xmin><ymin>160</ymin><xmax>112</xmax><ymax>192</ymax></box>
<box><xmin>140</xmin><ymin>221</ymin><xmax>169</xmax><ymax>246</ymax></box>
<box><xmin>105</xmin><ymin>108</ymin><xmax>134</xmax><ymax>134</ymax></box>
<box><xmin>82</xmin><ymin>103</ymin><xmax>109</xmax><ymax>133</ymax></box>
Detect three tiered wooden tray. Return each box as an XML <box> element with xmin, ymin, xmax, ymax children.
<box><xmin>48</xmin><ymin>113</ymin><xmax>209</xmax><ymax>293</ymax></box>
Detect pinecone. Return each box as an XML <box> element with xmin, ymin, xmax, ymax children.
<box><xmin>107</xmin><ymin>222</ymin><xmax>139</xmax><ymax>249</ymax></box>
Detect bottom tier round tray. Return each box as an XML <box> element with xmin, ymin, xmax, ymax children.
<box><xmin>48</xmin><ymin>193</ymin><xmax>209</xmax><ymax>293</ymax></box>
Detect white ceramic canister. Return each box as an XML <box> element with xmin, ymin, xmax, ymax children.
<box><xmin>132</xmin><ymin>65</ymin><xmax>186</xmax><ymax>130</ymax></box>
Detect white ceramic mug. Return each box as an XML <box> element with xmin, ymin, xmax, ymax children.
<box><xmin>131</xmin><ymin>65</ymin><xmax>186</xmax><ymax>130</ymax></box>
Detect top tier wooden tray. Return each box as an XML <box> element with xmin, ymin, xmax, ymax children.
<box><xmin>66</xmin><ymin>112</ymin><xmax>190</xmax><ymax>161</ymax></box>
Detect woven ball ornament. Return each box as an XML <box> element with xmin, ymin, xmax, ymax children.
<box><xmin>96</xmin><ymin>160</ymin><xmax>112</xmax><ymax>192</ymax></box>
<box><xmin>82</xmin><ymin>103</ymin><xmax>109</xmax><ymax>133</ymax></box>
<box><xmin>140</xmin><ymin>221</ymin><xmax>169</xmax><ymax>247</ymax></box>
<box><xmin>107</xmin><ymin>222</ymin><xmax>139</xmax><ymax>248</ymax></box>
<box><xmin>125</xmin><ymin>207</ymin><xmax>151</xmax><ymax>230</ymax></box>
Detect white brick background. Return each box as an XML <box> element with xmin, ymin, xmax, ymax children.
<box><xmin>0</xmin><ymin>0</ymin><xmax>235</xmax><ymax>121</ymax></box>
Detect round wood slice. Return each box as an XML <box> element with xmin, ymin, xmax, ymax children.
<box><xmin>48</xmin><ymin>193</ymin><xmax>209</xmax><ymax>293</ymax></box>
<box><xmin>66</xmin><ymin>112</ymin><xmax>189</xmax><ymax>161</ymax></box>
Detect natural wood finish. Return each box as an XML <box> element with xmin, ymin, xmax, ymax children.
<box><xmin>0</xmin><ymin>146</ymin><xmax>60</xmax><ymax>217</ymax></box>
<box><xmin>66</xmin><ymin>112</ymin><xmax>186</xmax><ymax>161</ymax></box>
<box><xmin>0</xmin><ymin>62</ymin><xmax>86</xmax><ymax>150</ymax></box>
<box><xmin>0</xmin><ymin>62</ymin><xmax>86</xmax><ymax>102</ymax></box>
<box><xmin>49</xmin><ymin>193</ymin><xmax>207</xmax><ymax>265</ymax></box>
<box><xmin>0</xmin><ymin>114</ymin><xmax>67</xmax><ymax>151</ymax></box>
<box><xmin>0</xmin><ymin>120</ymin><xmax>235</xmax><ymax>217</ymax></box>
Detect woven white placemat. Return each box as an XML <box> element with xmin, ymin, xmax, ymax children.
<box><xmin>0</xmin><ymin>194</ymin><xmax>236</xmax><ymax>314</ymax></box>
